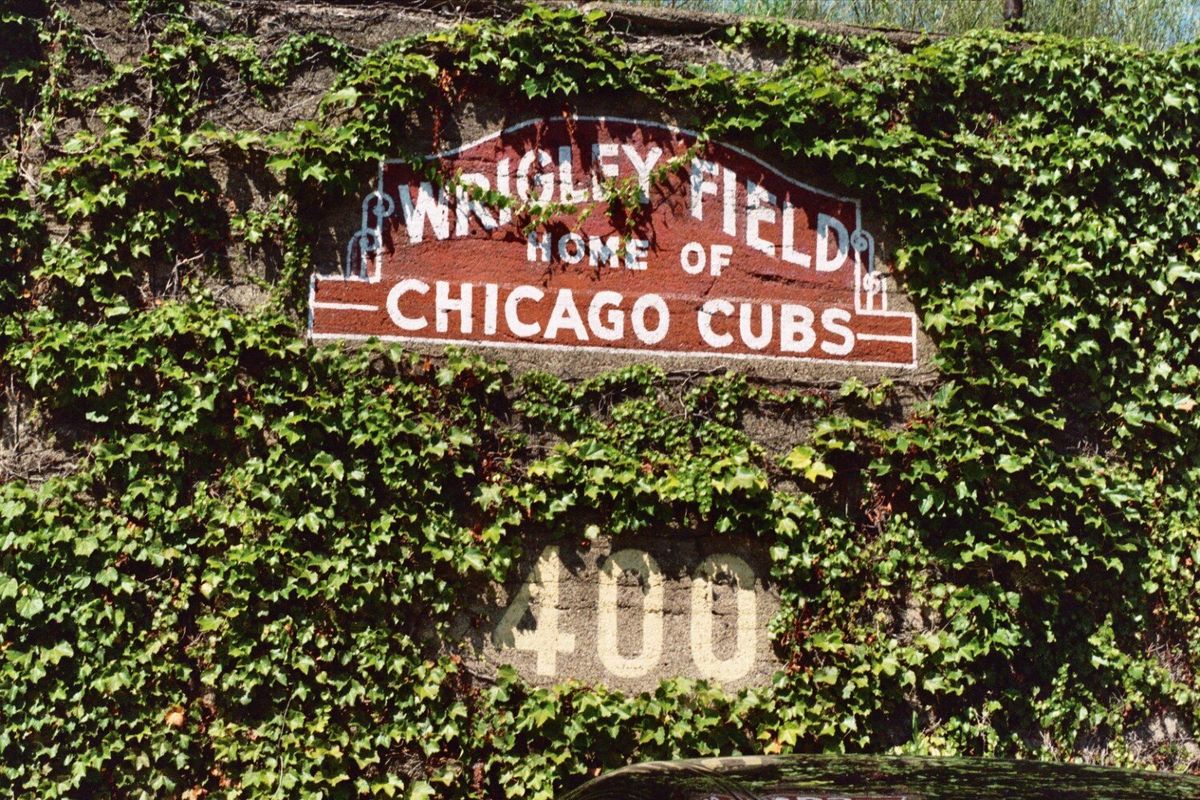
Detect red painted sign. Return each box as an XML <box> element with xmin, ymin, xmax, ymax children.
<box><xmin>310</xmin><ymin>117</ymin><xmax>917</xmax><ymax>368</ymax></box>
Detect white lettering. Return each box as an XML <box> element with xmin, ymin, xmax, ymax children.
<box><xmin>816</xmin><ymin>213</ymin><xmax>849</xmax><ymax>272</ymax></box>
<box><xmin>484</xmin><ymin>283</ymin><xmax>499</xmax><ymax>335</ymax></box>
<box><xmin>557</xmin><ymin>233</ymin><xmax>586</xmax><ymax>265</ymax></box>
<box><xmin>698</xmin><ymin>299</ymin><xmax>734</xmax><ymax>348</ymax></box>
<box><xmin>781</xmin><ymin>201</ymin><xmax>811</xmax><ymax>267</ymax></box>
<box><xmin>527</xmin><ymin>232</ymin><xmax>551</xmax><ymax>263</ymax></box>
<box><xmin>621</xmin><ymin>144</ymin><xmax>662</xmax><ymax>202</ymax></box>
<box><xmin>780</xmin><ymin>303</ymin><xmax>816</xmax><ymax>353</ymax></box>
<box><xmin>558</xmin><ymin>146</ymin><xmax>589</xmax><ymax>204</ymax></box>
<box><xmin>739</xmin><ymin>302</ymin><xmax>772</xmax><ymax>351</ymax></box>
<box><xmin>496</xmin><ymin>158</ymin><xmax>512</xmax><ymax>226</ymax></box>
<box><xmin>399</xmin><ymin>182</ymin><xmax>450</xmax><ymax>243</ymax></box>
<box><xmin>680</xmin><ymin>241</ymin><xmax>706</xmax><ymax>275</ymax></box>
<box><xmin>588</xmin><ymin>291</ymin><xmax>625</xmax><ymax>341</ymax></box>
<box><xmin>455</xmin><ymin>173</ymin><xmax>497</xmax><ymax>235</ymax></box>
<box><xmin>590</xmin><ymin>142</ymin><xmax>620</xmax><ymax>200</ymax></box>
<box><xmin>544</xmin><ymin>289</ymin><xmax>589</xmax><ymax>341</ymax></box>
<box><xmin>435</xmin><ymin>281</ymin><xmax>472</xmax><ymax>334</ymax></box>
<box><xmin>745</xmin><ymin>180</ymin><xmax>776</xmax><ymax>257</ymax></box>
<box><xmin>587</xmin><ymin>235</ymin><xmax>620</xmax><ymax>268</ymax></box>
<box><xmin>505</xmin><ymin>285</ymin><xmax>543</xmax><ymax>338</ymax></box>
<box><xmin>710</xmin><ymin>243</ymin><xmax>733</xmax><ymax>276</ymax></box>
<box><xmin>386</xmin><ymin>279</ymin><xmax>429</xmax><ymax>331</ymax></box>
<box><xmin>690</xmin><ymin>158</ymin><xmax>719</xmax><ymax>222</ymax></box>
<box><xmin>516</xmin><ymin>149</ymin><xmax>554</xmax><ymax>203</ymax></box>
<box><xmin>723</xmin><ymin>167</ymin><xmax>738</xmax><ymax>237</ymax></box>
<box><xmin>632</xmin><ymin>294</ymin><xmax>669</xmax><ymax>345</ymax></box>
<box><xmin>624</xmin><ymin>238</ymin><xmax>650</xmax><ymax>271</ymax></box>
<box><xmin>820</xmin><ymin>307</ymin><xmax>855</xmax><ymax>355</ymax></box>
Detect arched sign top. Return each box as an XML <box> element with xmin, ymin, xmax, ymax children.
<box><xmin>310</xmin><ymin>117</ymin><xmax>917</xmax><ymax>369</ymax></box>
<box><xmin>409</xmin><ymin>116</ymin><xmax>860</xmax><ymax>204</ymax></box>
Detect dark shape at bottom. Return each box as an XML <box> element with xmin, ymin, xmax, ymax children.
<box><xmin>558</xmin><ymin>754</ymin><xmax>1200</xmax><ymax>800</ymax></box>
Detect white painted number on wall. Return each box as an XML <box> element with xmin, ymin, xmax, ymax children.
<box><xmin>597</xmin><ymin>549</ymin><xmax>665</xmax><ymax>679</ymax></box>
<box><xmin>492</xmin><ymin>546</ymin><xmax>760</xmax><ymax>682</ymax></box>
<box><xmin>491</xmin><ymin>546</ymin><xmax>576</xmax><ymax>675</ymax></box>
<box><xmin>690</xmin><ymin>553</ymin><xmax>757</xmax><ymax>682</ymax></box>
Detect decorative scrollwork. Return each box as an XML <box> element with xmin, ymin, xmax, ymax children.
<box><xmin>862</xmin><ymin>271</ymin><xmax>886</xmax><ymax>295</ymax></box>
<box><xmin>850</xmin><ymin>228</ymin><xmax>874</xmax><ymax>263</ymax></box>
<box><xmin>344</xmin><ymin>190</ymin><xmax>395</xmax><ymax>279</ymax></box>
<box><xmin>852</xmin><ymin>228</ymin><xmax>888</xmax><ymax>311</ymax></box>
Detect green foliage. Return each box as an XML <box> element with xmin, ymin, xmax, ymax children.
<box><xmin>720</xmin><ymin>18</ymin><xmax>896</xmax><ymax>64</ymax></box>
<box><xmin>0</xmin><ymin>156</ymin><xmax>43</xmax><ymax>389</ymax></box>
<box><xmin>0</xmin><ymin>156</ymin><xmax>41</xmax><ymax>300</ymax></box>
<box><xmin>0</xmin><ymin>1</ymin><xmax>47</xmax><ymax>128</ymax></box>
<box><xmin>633</xmin><ymin>0</ymin><xmax>1199</xmax><ymax>50</ymax></box>
<box><xmin>429</xmin><ymin>6</ymin><xmax>661</xmax><ymax>99</ymax></box>
<box><xmin>35</xmin><ymin>107</ymin><xmax>226</xmax><ymax>317</ymax></box>
<box><xmin>1</xmin><ymin>2</ymin><xmax>1199</xmax><ymax>798</ymax></box>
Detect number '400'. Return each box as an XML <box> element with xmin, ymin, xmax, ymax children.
<box><xmin>492</xmin><ymin>546</ymin><xmax>759</xmax><ymax>682</ymax></box>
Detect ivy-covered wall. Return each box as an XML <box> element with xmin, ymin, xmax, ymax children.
<box><xmin>1</xmin><ymin>2</ymin><xmax>1199</xmax><ymax>798</ymax></box>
